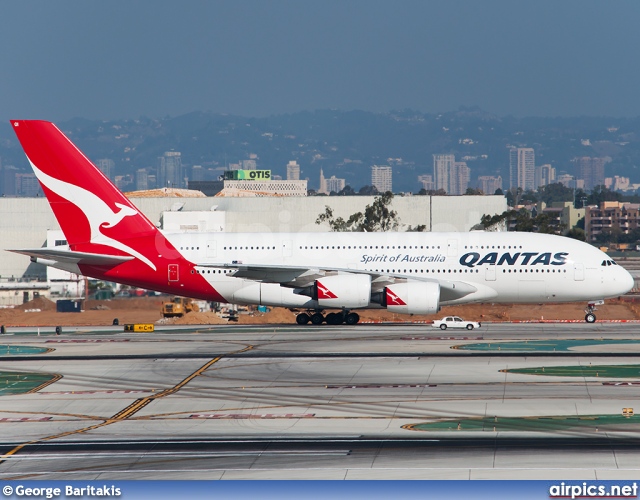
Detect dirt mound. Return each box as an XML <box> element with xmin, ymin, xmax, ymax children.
<box><xmin>167</xmin><ymin>311</ymin><xmax>230</xmax><ymax>325</ymax></box>
<box><xmin>15</xmin><ymin>297</ymin><xmax>57</xmax><ymax>312</ymax></box>
<box><xmin>241</xmin><ymin>308</ymin><xmax>297</xmax><ymax>323</ymax></box>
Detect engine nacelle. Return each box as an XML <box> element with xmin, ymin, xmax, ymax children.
<box><xmin>315</xmin><ymin>274</ymin><xmax>371</xmax><ymax>308</ymax></box>
<box><xmin>232</xmin><ymin>281</ymin><xmax>315</xmax><ymax>308</ymax></box>
<box><xmin>383</xmin><ymin>281</ymin><xmax>440</xmax><ymax>315</ymax></box>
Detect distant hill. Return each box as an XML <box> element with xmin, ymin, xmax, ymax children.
<box><xmin>2</xmin><ymin>108</ymin><xmax>640</xmax><ymax>193</ymax></box>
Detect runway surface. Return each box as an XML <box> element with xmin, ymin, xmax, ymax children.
<box><xmin>2</xmin><ymin>322</ymin><xmax>640</xmax><ymax>479</ymax></box>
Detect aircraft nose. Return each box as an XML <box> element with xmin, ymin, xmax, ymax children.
<box><xmin>618</xmin><ymin>268</ymin><xmax>635</xmax><ymax>296</ymax></box>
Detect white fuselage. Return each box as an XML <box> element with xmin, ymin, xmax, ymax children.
<box><xmin>164</xmin><ymin>230</ymin><xmax>634</xmax><ymax>309</ymax></box>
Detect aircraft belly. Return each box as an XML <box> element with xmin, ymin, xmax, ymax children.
<box><xmin>517</xmin><ymin>280</ymin><xmax>546</xmax><ymax>302</ymax></box>
<box><xmin>230</xmin><ymin>281</ymin><xmax>314</xmax><ymax>308</ymax></box>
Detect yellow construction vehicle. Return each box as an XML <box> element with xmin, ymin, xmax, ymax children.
<box><xmin>161</xmin><ymin>296</ymin><xmax>199</xmax><ymax>318</ymax></box>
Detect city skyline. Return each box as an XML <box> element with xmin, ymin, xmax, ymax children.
<box><xmin>2</xmin><ymin>109</ymin><xmax>640</xmax><ymax>197</ymax></box>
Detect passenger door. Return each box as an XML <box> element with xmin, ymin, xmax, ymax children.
<box><xmin>168</xmin><ymin>264</ymin><xmax>179</xmax><ymax>282</ymax></box>
<box><xmin>574</xmin><ymin>263</ymin><xmax>585</xmax><ymax>281</ymax></box>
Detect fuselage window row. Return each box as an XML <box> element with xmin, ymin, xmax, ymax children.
<box><xmin>296</xmin><ymin>245</ymin><xmax>442</xmax><ymax>250</ymax></box>
<box><xmin>222</xmin><ymin>246</ymin><xmax>276</xmax><ymax>250</ymax></box>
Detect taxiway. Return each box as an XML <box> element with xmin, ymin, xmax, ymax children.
<box><xmin>1</xmin><ymin>322</ymin><xmax>640</xmax><ymax>479</ymax></box>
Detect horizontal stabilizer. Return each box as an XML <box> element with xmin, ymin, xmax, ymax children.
<box><xmin>10</xmin><ymin>248</ymin><xmax>133</xmax><ymax>267</ymax></box>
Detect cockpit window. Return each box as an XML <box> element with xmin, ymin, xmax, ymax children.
<box><xmin>602</xmin><ymin>259</ymin><xmax>618</xmax><ymax>266</ymax></box>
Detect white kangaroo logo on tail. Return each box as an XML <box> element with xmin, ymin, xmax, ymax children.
<box><xmin>29</xmin><ymin>159</ymin><xmax>157</xmax><ymax>271</ymax></box>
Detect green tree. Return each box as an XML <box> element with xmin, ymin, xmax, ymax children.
<box><xmin>505</xmin><ymin>187</ymin><xmax>522</xmax><ymax>207</ymax></box>
<box><xmin>316</xmin><ymin>191</ymin><xmax>403</xmax><ymax>232</ymax></box>
<box><xmin>358</xmin><ymin>185</ymin><xmax>379</xmax><ymax>196</ymax></box>
<box><xmin>519</xmin><ymin>189</ymin><xmax>539</xmax><ymax>204</ymax></box>
<box><xmin>479</xmin><ymin>209</ymin><xmax>565</xmax><ymax>235</ymax></box>
<box><xmin>338</xmin><ymin>185</ymin><xmax>356</xmax><ymax>196</ymax></box>
<box><xmin>537</xmin><ymin>183</ymin><xmax>573</xmax><ymax>205</ymax></box>
<box><xmin>566</xmin><ymin>228</ymin><xmax>586</xmax><ymax>241</ymax></box>
<box><xmin>479</xmin><ymin>210</ymin><xmax>518</xmax><ymax>231</ymax></box>
<box><xmin>588</xmin><ymin>186</ymin><xmax>622</xmax><ymax>205</ymax></box>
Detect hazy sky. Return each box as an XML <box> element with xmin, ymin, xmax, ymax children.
<box><xmin>2</xmin><ymin>1</ymin><xmax>640</xmax><ymax>121</ymax></box>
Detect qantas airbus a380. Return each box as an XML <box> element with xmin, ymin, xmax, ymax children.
<box><xmin>8</xmin><ymin>120</ymin><xmax>635</xmax><ymax>325</ymax></box>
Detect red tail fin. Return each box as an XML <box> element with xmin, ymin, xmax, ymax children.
<box><xmin>11</xmin><ymin>120</ymin><xmax>226</xmax><ymax>301</ymax></box>
<box><xmin>11</xmin><ymin>120</ymin><xmax>158</xmax><ymax>269</ymax></box>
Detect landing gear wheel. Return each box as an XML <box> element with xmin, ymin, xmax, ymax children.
<box><xmin>440</xmin><ymin>324</ymin><xmax>447</xmax><ymax>330</ymax></box>
<box><xmin>326</xmin><ymin>312</ymin><xmax>344</xmax><ymax>325</ymax></box>
<box><xmin>311</xmin><ymin>313</ymin><xmax>324</xmax><ymax>325</ymax></box>
<box><xmin>345</xmin><ymin>312</ymin><xmax>360</xmax><ymax>325</ymax></box>
<box><xmin>296</xmin><ymin>313</ymin><xmax>310</xmax><ymax>325</ymax></box>
<box><xmin>466</xmin><ymin>324</ymin><xmax>474</xmax><ymax>330</ymax></box>
<box><xmin>585</xmin><ymin>313</ymin><xmax>596</xmax><ymax>323</ymax></box>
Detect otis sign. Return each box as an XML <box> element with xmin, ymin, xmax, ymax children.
<box><xmin>459</xmin><ymin>251</ymin><xmax>569</xmax><ymax>268</ymax></box>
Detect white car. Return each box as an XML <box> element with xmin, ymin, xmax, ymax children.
<box><xmin>432</xmin><ymin>316</ymin><xmax>480</xmax><ymax>330</ymax></box>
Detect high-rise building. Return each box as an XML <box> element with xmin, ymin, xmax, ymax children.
<box><xmin>325</xmin><ymin>176</ymin><xmax>346</xmax><ymax>193</ymax></box>
<box><xmin>286</xmin><ymin>161</ymin><xmax>300</xmax><ymax>180</ymax></box>
<box><xmin>158</xmin><ymin>151</ymin><xmax>183</xmax><ymax>189</ymax></box>
<box><xmin>114</xmin><ymin>175</ymin><xmax>133</xmax><ymax>191</ymax></box>
<box><xmin>509</xmin><ymin>148</ymin><xmax>535</xmax><ymax>191</ymax></box>
<box><xmin>318</xmin><ymin>168</ymin><xmax>327</xmax><ymax>194</ymax></box>
<box><xmin>241</xmin><ymin>159</ymin><xmax>257</xmax><ymax>170</ymax></box>
<box><xmin>572</xmin><ymin>156</ymin><xmax>607</xmax><ymax>191</ymax></box>
<box><xmin>1</xmin><ymin>165</ymin><xmax>18</xmax><ymax>196</ymax></box>
<box><xmin>191</xmin><ymin>165</ymin><xmax>205</xmax><ymax>182</ymax></box>
<box><xmin>418</xmin><ymin>174</ymin><xmax>434</xmax><ymax>191</ymax></box>
<box><xmin>95</xmin><ymin>159</ymin><xmax>115</xmax><ymax>181</ymax></box>
<box><xmin>432</xmin><ymin>155</ymin><xmax>471</xmax><ymax>194</ymax></box>
<box><xmin>433</xmin><ymin>154</ymin><xmax>454</xmax><ymax>193</ymax></box>
<box><xmin>535</xmin><ymin>164</ymin><xmax>556</xmax><ymax>188</ymax></box>
<box><xmin>477</xmin><ymin>176</ymin><xmax>503</xmax><ymax>194</ymax></box>
<box><xmin>135</xmin><ymin>169</ymin><xmax>149</xmax><ymax>191</ymax></box>
<box><xmin>605</xmin><ymin>175</ymin><xmax>630</xmax><ymax>191</ymax></box>
<box><xmin>371</xmin><ymin>165</ymin><xmax>392</xmax><ymax>193</ymax></box>
<box><xmin>450</xmin><ymin>161</ymin><xmax>470</xmax><ymax>195</ymax></box>
<box><xmin>557</xmin><ymin>174</ymin><xmax>575</xmax><ymax>189</ymax></box>
<box><xmin>15</xmin><ymin>173</ymin><xmax>41</xmax><ymax>197</ymax></box>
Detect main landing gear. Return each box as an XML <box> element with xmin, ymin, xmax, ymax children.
<box><xmin>584</xmin><ymin>300</ymin><xmax>604</xmax><ymax>323</ymax></box>
<box><xmin>295</xmin><ymin>310</ymin><xmax>360</xmax><ymax>325</ymax></box>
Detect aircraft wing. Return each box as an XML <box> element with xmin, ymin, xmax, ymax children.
<box><xmin>197</xmin><ymin>262</ymin><xmax>480</xmax><ymax>301</ymax></box>
<box><xmin>10</xmin><ymin>248</ymin><xmax>134</xmax><ymax>267</ymax></box>
<box><xmin>198</xmin><ymin>262</ymin><xmax>327</xmax><ymax>287</ymax></box>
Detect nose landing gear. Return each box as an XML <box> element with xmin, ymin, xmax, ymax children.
<box><xmin>584</xmin><ymin>300</ymin><xmax>604</xmax><ymax>323</ymax></box>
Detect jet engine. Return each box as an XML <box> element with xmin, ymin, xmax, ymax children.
<box><xmin>383</xmin><ymin>281</ymin><xmax>440</xmax><ymax>315</ymax></box>
<box><xmin>315</xmin><ymin>274</ymin><xmax>371</xmax><ymax>308</ymax></box>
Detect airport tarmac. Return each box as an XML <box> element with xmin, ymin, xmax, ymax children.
<box><xmin>1</xmin><ymin>322</ymin><xmax>640</xmax><ymax>479</ymax></box>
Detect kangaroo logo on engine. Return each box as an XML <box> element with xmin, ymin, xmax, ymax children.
<box><xmin>459</xmin><ymin>251</ymin><xmax>568</xmax><ymax>268</ymax></box>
